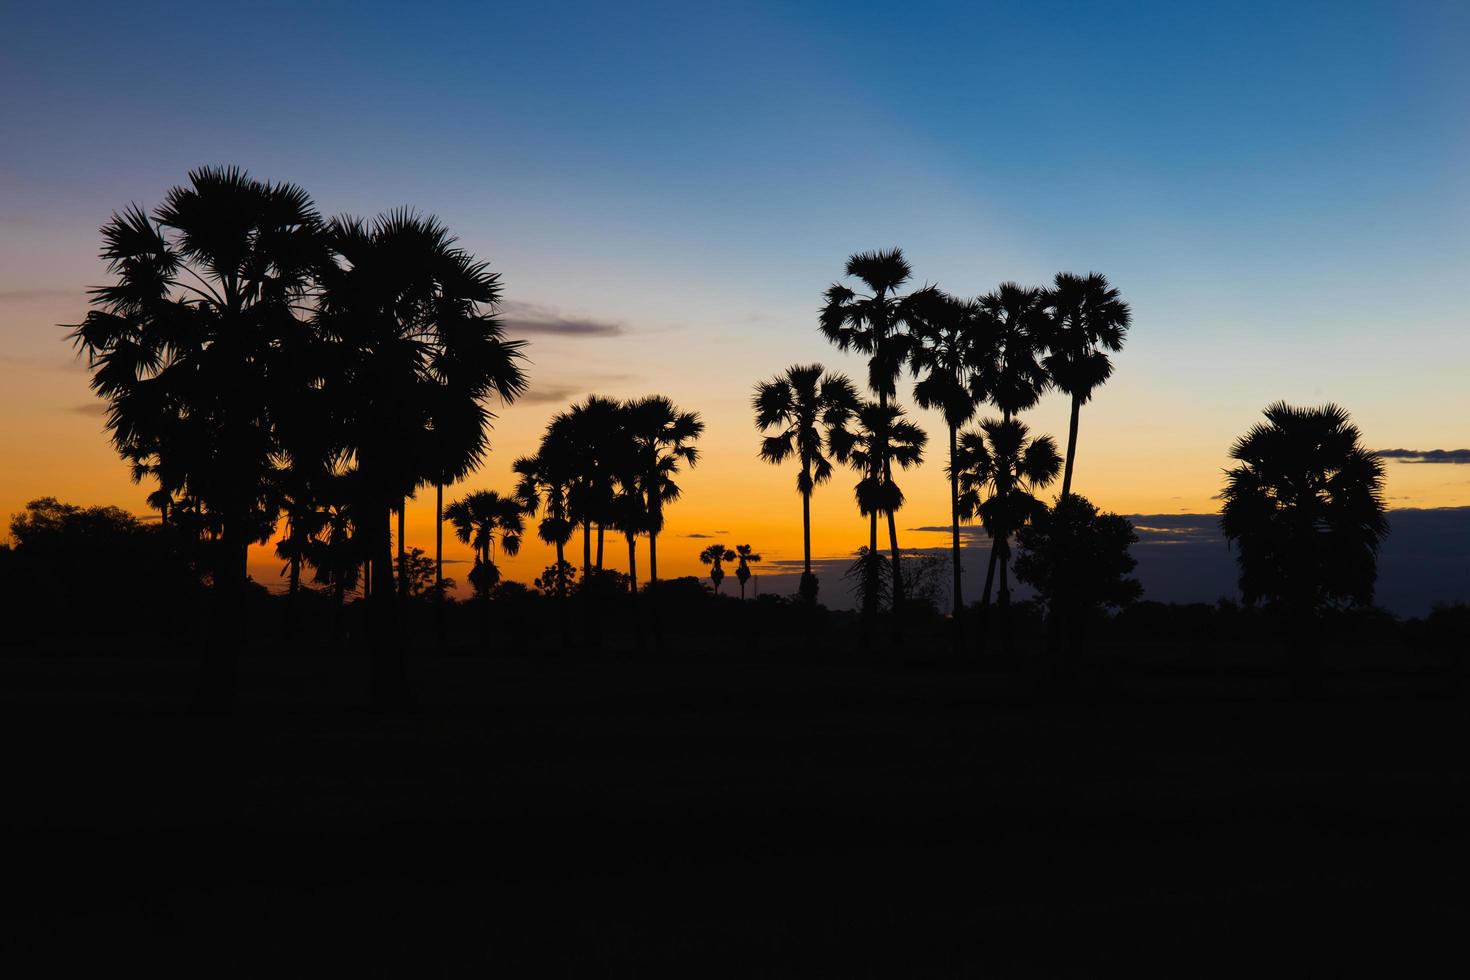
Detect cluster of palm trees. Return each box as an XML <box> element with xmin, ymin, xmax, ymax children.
<box><xmin>71</xmin><ymin>167</ymin><xmax>528</xmax><ymax>701</ymax></box>
<box><xmin>698</xmin><ymin>543</ymin><xmax>762</xmax><ymax>599</ymax></box>
<box><xmin>755</xmin><ymin>248</ymin><xmax>1130</xmax><ymax>649</ymax></box>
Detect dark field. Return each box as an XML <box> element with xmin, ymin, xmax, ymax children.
<box><xmin>2</xmin><ymin>647</ymin><xmax>1467</xmax><ymax>976</ymax></box>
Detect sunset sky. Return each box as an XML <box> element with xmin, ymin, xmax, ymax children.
<box><xmin>3</xmin><ymin>1</ymin><xmax>1468</xmax><ymax>596</ymax></box>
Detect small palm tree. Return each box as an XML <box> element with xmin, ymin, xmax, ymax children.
<box><xmin>956</xmin><ymin>417</ymin><xmax>1062</xmax><ymax>650</ymax></box>
<box><xmin>1043</xmin><ymin>272</ymin><xmax>1130</xmax><ymax>500</ymax></box>
<box><xmin>1221</xmin><ymin>403</ymin><xmax>1387</xmax><ymax>687</ymax></box>
<box><xmin>753</xmin><ymin>364</ymin><xmax>860</xmax><ymax>603</ymax></box>
<box><xmin>514</xmin><ymin>425</ymin><xmax>576</xmax><ymax>600</ymax></box>
<box><xmin>836</xmin><ymin>400</ymin><xmax>927</xmax><ymax>621</ymax></box>
<box><xmin>733</xmin><ymin>544</ymin><xmax>762</xmax><ymax>600</ymax></box>
<box><xmin>445</xmin><ymin>489</ymin><xmax>526</xmax><ymax>649</ymax></box>
<box><xmin>700</xmin><ymin>543</ymin><xmax>736</xmax><ymax>594</ymax></box>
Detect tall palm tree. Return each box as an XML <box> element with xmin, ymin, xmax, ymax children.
<box><xmin>626</xmin><ymin>396</ymin><xmax>704</xmax><ymax>587</ymax></box>
<box><xmin>956</xmin><ymin>417</ymin><xmax>1061</xmax><ymax>651</ymax></box>
<box><xmin>820</xmin><ymin>248</ymin><xmax>924</xmax><ymax>609</ymax></box>
<box><xmin>907</xmin><ymin>289</ymin><xmax>993</xmax><ymax>632</ymax></box>
<box><xmin>971</xmin><ymin>283</ymin><xmax>1051</xmax><ymax>613</ymax></box>
<box><xmin>1220</xmin><ymin>402</ymin><xmax>1387</xmax><ymax>632</ymax></box>
<box><xmin>835</xmin><ymin>400</ymin><xmax>927</xmax><ymax>621</ymax></box>
<box><xmin>317</xmin><ymin>210</ymin><xmax>526</xmax><ymax>700</ymax></box>
<box><xmin>1043</xmin><ymin>272</ymin><xmax>1130</xmax><ymax>500</ymax></box>
<box><xmin>558</xmin><ymin>395</ymin><xmax>623</xmax><ymax>575</ymax></box>
<box><xmin>69</xmin><ymin>166</ymin><xmax>326</xmax><ymax>704</ymax></box>
<box><xmin>699</xmin><ymin>543</ymin><xmax>735</xmax><ymax>593</ymax></box>
<box><xmin>445</xmin><ymin>489</ymin><xmax>526</xmax><ymax>649</ymax></box>
<box><xmin>753</xmin><ymin>364</ymin><xmax>860</xmax><ymax>604</ymax></box>
<box><xmin>733</xmin><ymin>544</ymin><xmax>762</xmax><ymax>600</ymax></box>
<box><xmin>514</xmin><ymin>429</ymin><xmax>576</xmax><ymax>600</ymax></box>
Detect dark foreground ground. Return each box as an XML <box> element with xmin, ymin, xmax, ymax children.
<box><xmin>1</xmin><ymin>646</ymin><xmax>1467</xmax><ymax>976</ymax></box>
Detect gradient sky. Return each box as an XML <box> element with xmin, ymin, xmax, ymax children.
<box><xmin>3</xmin><ymin>0</ymin><xmax>1468</xmax><ymax>595</ymax></box>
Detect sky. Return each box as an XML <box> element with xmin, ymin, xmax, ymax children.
<box><xmin>2</xmin><ymin>0</ymin><xmax>1468</xmax><ymax>604</ymax></box>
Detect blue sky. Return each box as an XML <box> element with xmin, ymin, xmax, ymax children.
<box><xmin>3</xmin><ymin>0</ymin><xmax>1468</xmax><ymax>592</ymax></box>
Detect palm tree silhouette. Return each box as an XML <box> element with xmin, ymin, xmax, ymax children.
<box><xmin>514</xmin><ymin>430</ymin><xmax>576</xmax><ymax>601</ymax></box>
<box><xmin>69</xmin><ymin>166</ymin><xmax>326</xmax><ymax>703</ymax></box>
<box><xmin>559</xmin><ymin>396</ymin><xmax>623</xmax><ymax>575</ymax></box>
<box><xmin>1043</xmin><ymin>272</ymin><xmax>1130</xmax><ymax>500</ymax></box>
<box><xmin>907</xmin><ymin>288</ymin><xmax>992</xmax><ymax>638</ymax></box>
<box><xmin>733</xmin><ymin>544</ymin><xmax>762</xmax><ymax>600</ymax></box>
<box><xmin>699</xmin><ymin>543</ymin><xmax>736</xmax><ymax>594</ymax></box>
<box><xmin>626</xmin><ymin>396</ymin><xmax>704</xmax><ymax>587</ymax></box>
<box><xmin>1221</xmin><ymin>402</ymin><xmax>1387</xmax><ymax>688</ymax></box>
<box><xmin>753</xmin><ymin>364</ymin><xmax>860</xmax><ymax>603</ymax></box>
<box><xmin>820</xmin><ymin>248</ymin><xmax>926</xmax><ymax>611</ymax></box>
<box><xmin>445</xmin><ymin>489</ymin><xmax>526</xmax><ymax>649</ymax></box>
<box><xmin>956</xmin><ymin>417</ymin><xmax>1061</xmax><ymax>652</ymax></box>
<box><xmin>836</xmin><ymin>400</ymin><xmax>927</xmax><ymax>622</ymax></box>
<box><xmin>317</xmin><ymin>210</ymin><xmax>526</xmax><ymax>699</ymax></box>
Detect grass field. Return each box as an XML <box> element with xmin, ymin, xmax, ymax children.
<box><xmin>2</xmin><ymin>648</ymin><xmax>1466</xmax><ymax>975</ymax></box>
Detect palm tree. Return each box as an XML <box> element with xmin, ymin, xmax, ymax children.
<box><xmin>820</xmin><ymin>248</ymin><xmax>925</xmax><ymax>609</ymax></box>
<box><xmin>907</xmin><ymin>289</ymin><xmax>992</xmax><ymax>634</ymax></box>
<box><xmin>445</xmin><ymin>489</ymin><xmax>526</xmax><ymax>649</ymax></box>
<box><xmin>558</xmin><ymin>395</ymin><xmax>623</xmax><ymax>575</ymax></box>
<box><xmin>971</xmin><ymin>283</ymin><xmax>1051</xmax><ymax>613</ymax></box>
<box><xmin>1221</xmin><ymin>403</ymin><xmax>1387</xmax><ymax>689</ymax></box>
<box><xmin>626</xmin><ymin>396</ymin><xmax>704</xmax><ymax>587</ymax></box>
<box><xmin>513</xmin><ymin>432</ymin><xmax>576</xmax><ymax>601</ymax></box>
<box><xmin>733</xmin><ymin>544</ymin><xmax>762</xmax><ymax>600</ymax></box>
<box><xmin>753</xmin><ymin>365</ymin><xmax>859</xmax><ymax>604</ymax></box>
<box><xmin>317</xmin><ymin>210</ymin><xmax>526</xmax><ymax>700</ymax></box>
<box><xmin>956</xmin><ymin>417</ymin><xmax>1061</xmax><ymax>652</ymax></box>
<box><xmin>1043</xmin><ymin>272</ymin><xmax>1130</xmax><ymax>500</ymax></box>
<box><xmin>700</xmin><ymin>543</ymin><xmax>736</xmax><ymax>594</ymax></box>
<box><xmin>836</xmin><ymin>400</ymin><xmax>927</xmax><ymax>621</ymax></box>
<box><xmin>69</xmin><ymin>166</ymin><xmax>326</xmax><ymax>704</ymax></box>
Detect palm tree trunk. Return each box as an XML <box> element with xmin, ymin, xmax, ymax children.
<box><xmin>887</xmin><ymin>509</ymin><xmax>903</xmax><ymax>612</ymax></box>
<box><xmin>582</xmin><ymin>521</ymin><xmax>592</xmax><ymax>575</ymax></box>
<box><xmin>287</xmin><ymin>553</ymin><xmax>301</xmax><ymax>639</ymax></box>
<box><xmin>801</xmin><ymin>481</ymin><xmax>814</xmax><ymax>601</ymax></box>
<box><xmin>596</xmin><ymin>524</ymin><xmax>605</xmax><ymax>571</ymax></box>
<box><xmin>1061</xmin><ymin>392</ymin><xmax>1081</xmax><ymax>500</ymax></box>
<box><xmin>949</xmin><ymin>423</ymin><xmax>963</xmax><ymax>654</ymax></box>
<box><xmin>435</xmin><ymin>481</ymin><xmax>445</xmax><ymax>649</ymax></box>
<box><xmin>397</xmin><ymin>502</ymin><xmax>408</xmax><ymax>599</ymax></box>
<box><xmin>864</xmin><ymin>513</ymin><xmax>879</xmax><ymax>623</ymax></box>
<box><xmin>977</xmin><ymin>537</ymin><xmax>999</xmax><ymax>655</ymax></box>
<box><xmin>626</xmin><ymin>534</ymin><xmax>638</xmax><ymax>595</ymax></box>
<box><xmin>478</xmin><ymin>543</ymin><xmax>491</xmax><ymax>652</ymax></box>
<box><xmin>649</xmin><ymin>529</ymin><xmax>659</xmax><ymax>585</ymax></box>
<box><xmin>997</xmin><ymin>533</ymin><xmax>1012</xmax><ymax>656</ymax></box>
<box><xmin>370</xmin><ymin>501</ymin><xmax>407</xmax><ymax>708</ymax></box>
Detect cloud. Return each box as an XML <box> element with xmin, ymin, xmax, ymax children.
<box><xmin>518</xmin><ymin>384</ymin><xmax>585</xmax><ymax>405</ymax></box>
<box><xmin>66</xmin><ymin>402</ymin><xmax>107</xmax><ymax>417</ymax></box>
<box><xmin>500</xmin><ymin>300</ymin><xmax>624</xmax><ymax>337</ymax></box>
<box><xmin>685</xmin><ymin>533</ymin><xmax>713</xmax><ymax>539</ymax></box>
<box><xmin>1377</xmin><ymin>448</ymin><xmax>1470</xmax><ymax>465</ymax></box>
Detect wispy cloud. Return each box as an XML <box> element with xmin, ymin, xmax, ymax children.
<box><xmin>1377</xmin><ymin>448</ymin><xmax>1470</xmax><ymax>465</ymax></box>
<box><xmin>686</xmin><ymin>533</ymin><xmax>713</xmax><ymax>539</ymax></box>
<box><xmin>500</xmin><ymin>300</ymin><xmax>624</xmax><ymax>337</ymax></box>
<box><xmin>65</xmin><ymin>402</ymin><xmax>107</xmax><ymax>417</ymax></box>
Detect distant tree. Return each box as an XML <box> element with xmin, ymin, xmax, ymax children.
<box><xmin>955</xmin><ymin>417</ymin><xmax>1061</xmax><ymax>652</ymax></box>
<box><xmin>533</xmin><ymin>560</ymin><xmax>577</xmax><ymax>598</ymax></box>
<box><xmin>1043</xmin><ymin>273</ymin><xmax>1130</xmax><ymax>500</ymax></box>
<box><xmin>733</xmin><ymin>544</ymin><xmax>762</xmax><ymax>600</ymax></box>
<box><xmin>844</xmin><ymin>546</ymin><xmax>891</xmax><ymax>614</ymax></box>
<box><xmin>69</xmin><ymin>166</ymin><xmax>326</xmax><ymax>702</ymax></box>
<box><xmin>399</xmin><ymin>547</ymin><xmax>454</xmax><ymax>598</ymax></box>
<box><xmin>700</xmin><ymin>543</ymin><xmax>736</xmax><ymax>594</ymax></box>
<box><xmin>626</xmin><ymin>396</ymin><xmax>704</xmax><ymax>587</ymax></box>
<box><xmin>1220</xmin><ymin>403</ymin><xmax>1387</xmax><ymax>689</ymax></box>
<box><xmin>1015</xmin><ymin>494</ymin><xmax>1141</xmax><ymax>666</ymax></box>
<box><xmin>514</xmin><ymin>424</ymin><xmax>577</xmax><ymax>600</ymax></box>
<box><xmin>835</xmin><ymin>400</ymin><xmax>927</xmax><ymax>626</ymax></box>
<box><xmin>820</xmin><ymin>248</ymin><xmax>927</xmax><ymax>610</ymax></box>
<box><xmin>753</xmin><ymin>364</ymin><xmax>860</xmax><ymax>603</ymax></box>
<box><xmin>445</xmin><ymin>489</ymin><xmax>526</xmax><ymax>649</ymax></box>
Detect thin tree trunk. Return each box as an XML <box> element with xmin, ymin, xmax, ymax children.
<box><xmin>435</xmin><ymin>481</ymin><xmax>445</xmax><ymax>649</ymax></box>
<box><xmin>1061</xmin><ymin>393</ymin><xmax>1081</xmax><ymax>500</ymax></box>
<box><xmin>582</xmin><ymin>521</ymin><xmax>592</xmax><ymax>575</ymax></box>
<box><xmin>626</xmin><ymin>532</ymin><xmax>643</xmax><ymax>650</ymax></box>
<box><xmin>370</xmin><ymin>501</ymin><xmax>407</xmax><ymax>708</ymax></box>
<box><xmin>800</xmin><ymin>480</ymin><xmax>815</xmax><ymax>602</ymax></box>
<box><xmin>997</xmin><ymin>533</ymin><xmax>1012</xmax><ymax>657</ymax></box>
<box><xmin>649</xmin><ymin>529</ymin><xmax>659</xmax><ymax>586</ymax></box>
<box><xmin>596</xmin><ymin>524</ymin><xmax>605</xmax><ymax>570</ymax></box>
<box><xmin>977</xmin><ymin>538</ymin><xmax>999</xmax><ymax>655</ymax></box>
<box><xmin>863</xmin><ymin>512</ymin><xmax>879</xmax><ymax>629</ymax></box>
<box><xmin>949</xmin><ymin>423</ymin><xmax>963</xmax><ymax>655</ymax></box>
<box><xmin>397</xmin><ymin>502</ymin><xmax>407</xmax><ymax>599</ymax></box>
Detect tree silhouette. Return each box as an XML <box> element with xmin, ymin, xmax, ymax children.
<box><xmin>1221</xmin><ymin>403</ymin><xmax>1387</xmax><ymax>689</ymax></box>
<box><xmin>69</xmin><ymin>165</ymin><xmax>326</xmax><ymax>704</ymax></box>
<box><xmin>316</xmin><ymin>210</ymin><xmax>526</xmax><ymax>700</ymax></box>
<box><xmin>1043</xmin><ymin>272</ymin><xmax>1130</xmax><ymax>500</ymax></box>
<box><xmin>753</xmin><ymin>364</ymin><xmax>859</xmax><ymax>603</ymax></box>
<box><xmin>514</xmin><ymin>423</ymin><xmax>577</xmax><ymax>601</ymax></box>
<box><xmin>956</xmin><ymin>417</ymin><xmax>1061</xmax><ymax>652</ymax></box>
<box><xmin>734</xmin><ymin>544</ymin><xmax>762</xmax><ymax>600</ymax></box>
<box><xmin>699</xmin><ymin>543</ymin><xmax>736</xmax><ymax>594</ymax></box>
<box><xmin>445</xmin><ymin>489</ymin><xmax>526</xmax><ymax>650</ymax></box>
<box><xmin>907</xmin><ymin>288</ymin><xmax>992</xmax><ymax>640</ymax></box>
<box><xmin>835</xmin><ymin>400</ymin><xmax>927</xmax><ymax>622</ymax></box>
<box><xmin>558</xmin><ymin>396</ymin><xmax>623</xmax><ymax>575</ymax></box>
<box><xmin>820</xmin><ymin>248</ymin><xmax>926</xmax><ymax>611</ymax></box>
<box><xmin>626</xmin><ymin>396</ymin><xmax>703</xmax><ymax>587</ymax></box>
